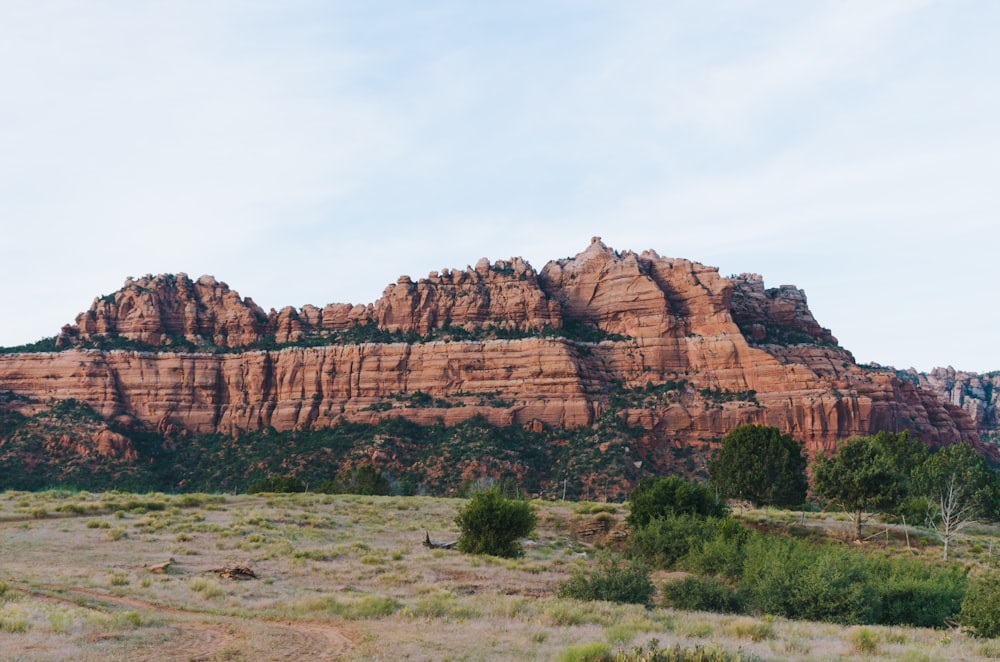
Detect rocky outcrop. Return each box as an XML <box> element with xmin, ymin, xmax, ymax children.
<box><xmin>902</xmin><ymin>367</ymin><xmax>1000</xmax><ymax>446</ymax></box>
<box><xmin>537</xmin><ymin>240</ymin><xmax>735</xmax><ymax>341</ymax></box>
<box><xmin>59</xmin><ymin>274</ymin><xmax>271</xmax><ymax>348</ymax></box>
<box><xmin>58</xmin><ymin>258</ymin><xmax>562</xmax><ymax>349</ymax></box>
<box><xmin>2</xmin><ymin>239</ymin><xmax>987</xmax><ymax>473</ymax></box>
<box><xmin>372</xmin><ymin>256</ymin><xmax>561</xmax><ymax>334</ymax></box>
<box><xmin>730</xmin><ymin>274</ymin><xmax>838</xmax><ymax>347</ymax></box>
<box><xmin>0</xmin><ymin>396</ymin><xmax>147</xmax><ymax>489</ymax></box>
<box><xmin>53</xmin><ymin>238</ymin><xmax>829</xmax><ymax>354</ymax></box>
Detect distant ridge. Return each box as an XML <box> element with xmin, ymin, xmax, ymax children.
<box><xmin>0</xmin><ymin>238</ymin><xmax>991</xmax><ymax>494</ymax></box>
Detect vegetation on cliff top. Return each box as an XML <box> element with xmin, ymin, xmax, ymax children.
<box><xmin>0</xmin><ymin>319</ymin><xmax>632</xmax><ymax>355</ymax></box>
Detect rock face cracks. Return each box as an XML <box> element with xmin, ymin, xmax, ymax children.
<box><xmin>0</xmin><ymin>238</ymin><xmax>986</xmax><ymax>466</ymax></box>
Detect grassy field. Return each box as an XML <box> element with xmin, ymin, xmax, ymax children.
<box><xmin>0</xmin><ymin>490</ymin><xmax>998</xmax><ymax>661</ymax></box>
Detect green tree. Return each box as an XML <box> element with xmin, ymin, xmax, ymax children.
<box><xmin>872</xmin><ymin>431</ymin><xmax>928</xmax><ymax>495</ymax></box>
<box><xmin>812</xmin><ymin>433</ymin><xmax>919</xmax><ymax>541</ymax></box>
<box><xmin>915</xmin><ymin>442</ymin><xmax>1000</xmax><ymax>561</ymax></box>
<box><xmin>708</xmin><ymin>424</ymin><xmax>808</xmax><ymax>508</ymax></box>
<box><xmin>960</xmin><ymin>572</ymin><xmax>1000</xmax><ymax>638</ymax></box>
<box><xmin>626</xmin><ymin>476</ymin><xmax>728</xmax><ymax>529</ymax></box>
<box><xmin>455</xmin><ymin>487</ymin><xmax>536</xmax><ymax>558</ymax></box>
<box><xmin>314</xmin><ymin>464</ymin><xmax>391</xmax><ymax>495</ymax></box>
<box><xmin>337</xmin><ymin>464</ymin><xmax>391</xmax><ymax>495</ymax></box>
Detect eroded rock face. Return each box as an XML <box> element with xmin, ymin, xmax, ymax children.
<box><xmin>3</xmin><ymin>239</ymin><xmax>986</xmax><ymax>466</ymax></box>
<box><xmin>372</xmin><ymin>256</ymin><xmax>561</xmax><ymax>334</ymax></box>
<box><xmin>60</xmin><ymin>274</ymin><xmax>271</xmax><ymax>348</ymax></box>
<box><xmin>904</xmin><ymin>367</ymin><xmax>1000</xmax><ymax>447</ymax></box>
<box><xmin>730</xmin><ymin>274</ymin><xmax>838</xmax><ymax>346</ymax></box>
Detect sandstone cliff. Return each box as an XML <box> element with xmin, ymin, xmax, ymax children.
<box><xmin>59</xmin><ymin>273</ymin><xmax>271</xmax><ymax>349</ymax></box>
<box><xmin>0</xmin><ymin>238</ymin><xmax>990</xmax><ymax>492</ymax></box>
<box><xmin>899</xmin><ymin>366</ymin><xmax>1000</xmax><ymax>447</ymax></box>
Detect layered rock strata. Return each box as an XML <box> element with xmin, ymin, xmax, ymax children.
<box><xmin>0</xmin><ymin>238</ymin><xmax>985</xmax><ymax>464</ymax></box>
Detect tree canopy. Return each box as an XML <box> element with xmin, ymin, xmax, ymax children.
<box><xmin>455</xmin><ymin>487</ymin><xmax>536</xmax><ymax>558</ymax></box>
<box><xmin>708</xmin><ymin>424</ymin><xmax>808</xmax><ymax>508</ymax></box>
<box><xmin>812</xmin><ymin>432</ymin><xmax>920</xmax><ymax>540</ymax></box>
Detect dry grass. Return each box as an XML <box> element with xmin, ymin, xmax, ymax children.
<box><xmin>0</xmin><ymin>490</ymin><xmax>996</xmax><ymax>661</ymax></box>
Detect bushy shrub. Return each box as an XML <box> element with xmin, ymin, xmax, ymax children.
<box><xmin>628</xmin><ymin>514</ymin><xmax>715</xmax><ymax>569</ymax></box>
<box><xmin>739</xmin><ymin>535</ymin><xmax>800</xmax><ymax>617</ymax></box>
<box><xmin>681</xmin><ymin>518</ymin><xmax>754</xmax><ymax>580</ymax></box>
<box><xmin>315</xmin><ymin>465</ymin><xmax>391</xmax><ymax>495</ymax></box>
<box><xmin>870</xmin><ymin>557</ymin><xmax>966</xmax><ymax>628</ymax></box>
<box><xmin>324</xmin><ymin>595</ymin><xmax>401</xmax><ymax>619</ymax></box>
<box><xmin>960</xmin><ymin>572</ymin><xmax>1000</xmax><ymax>638</ymax></box>
<box><xmin>628</xmin><ymin>513</ymin><xmax>749</xmax><ymax>574</ymax></box>
<box><xmin>559</xmin><ymin>554</ymin><xmax>655</xmax><ymax>606</ymax></box>
<box><xmin>849</xmin><ymin>627</ymin><xmax>880</xmax><ymax>655</ymax></box>
<box><xmin>627</xmin><ymin>477</ymin><xmax>728</xmax><ymax>529</ymax></box>
<box><xmin>727</xmin><ymin>533</ymin><xmax>966</xmax><ymax>627</ymax></box>
<box><xmin>558</xmin><ymin>640</ymin><xmax>762</xmax><ymax>662</ymax></box>
<box><xmin>555</xmin><ymin>642</ymin><xmax>611</xmax><ymax>662</ymax></box>
<box><xmin>246</xmin><ymin>476</ymin><xmax>306</xmax><ymax>493</ymax></box>
<box><xmin>741</xmin><ymin>537</ymin><xmax>877</xmax><ymax>624</ymax></box>
<box><xmin>454</xmin><ymin>487</ymin><xmax>536</xmax><ymax>558</ymax></box>
<box><xmin>314</xmin><ymin>478</ymin><xmax>339</xmax><ymax>494</ymax></box>
<box><xmin>625</xmin><ymin>481</ymin><xmax>969</xmax><ymax>630</ymax></box>
<box><xmin>877</xmin><ymin>580</ymin><xmax>962</xmax><ymax>629</ymax></box>
<box><xmin>340</xmin><ymin>464</ymin><xmax>391</xmax><ymax>495</ymax></box>
<box><xmin>788</xmin><ymin>546</ymin><xmax>878</xmax><ymax>625</ymax></box>
<box><xmin>662</xmin><ymin>575</ymin><xmax>746</xmax><ymax>614</ymax></box>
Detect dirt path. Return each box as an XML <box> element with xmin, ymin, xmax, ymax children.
<box><xmin>5</xmin><ymin>580</ymin><xmax>354</xmax><ymax>661</ymax></box>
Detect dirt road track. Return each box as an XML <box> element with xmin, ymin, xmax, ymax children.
<box><xmin>5</xmin><ymin>580</ymin><xmax>354</xmax><ymax>661</ymax></box>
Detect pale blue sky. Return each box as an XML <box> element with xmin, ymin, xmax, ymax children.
<box><xmin>2</xmin><ymin>1</ymin><xmax>998</xmax><ymax>372</ymax></box>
